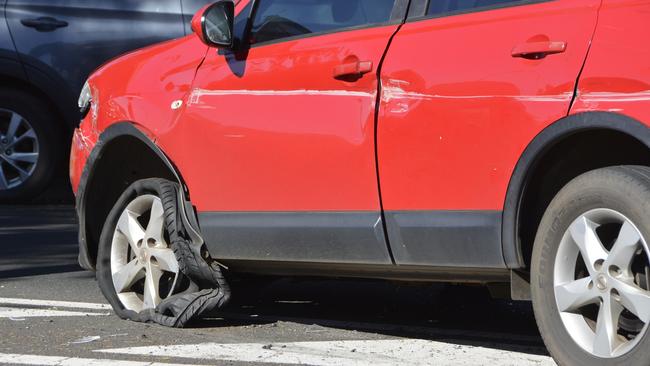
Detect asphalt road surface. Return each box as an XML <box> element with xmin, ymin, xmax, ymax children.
<box><xmin>0</xmin><ymin>205</ymin><xmax>556</xmax><ymax>366</ymax></box>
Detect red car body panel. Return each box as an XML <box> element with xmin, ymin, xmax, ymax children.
<box><xmin>175</xmin><ymin>24</ymin><xmax>399</xmax><ymax>212</ymax></box>
<box><xmin>70</xmin><ymin>0</ymin><xmax>650</xmax><ymax>273</ymax></box>
<box><xmin>377</xmin><ymin>0</ymin><xmax>600</xmax><ymax>212</ymax></box>
<box><xmin>70</xmin><ymin>35</ymin><xmax>209</xmax><ymax>194</ymax></box>
<box><xmin>571</xmin><ymin>0</ymin><xmax>650</xmax><ymax>126</ymax></box>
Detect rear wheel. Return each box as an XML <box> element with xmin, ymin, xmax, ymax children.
<box><xmin>532</xmin><ymin>166</ymin><xmax>650</xmax><ymax>365</ymax></box>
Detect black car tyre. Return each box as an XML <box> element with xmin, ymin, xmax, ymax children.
<box><xmin>96</xmin><ymin>178</ymin><xmax>199</xmax><ymax>319</ymax></box>
<box><xmin>0</xmin><ymin>88</ymin><xmax>62</xmax><ymax>202</ymax></box>
<box><xmin>532</xmin><ymin>166</ymin><xmax>650</xmax><ymax>365</ymax></box>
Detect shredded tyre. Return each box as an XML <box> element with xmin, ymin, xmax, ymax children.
<box><xmin>96</xmin><ymin>178</ymin><xmax>230</xmax><ymax>327</ymax></box>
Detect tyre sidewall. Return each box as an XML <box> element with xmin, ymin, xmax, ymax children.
<box><xmin>532</xmin><ymin>167</ymin><xmax>650</xmax><ymax>366</ymax></box>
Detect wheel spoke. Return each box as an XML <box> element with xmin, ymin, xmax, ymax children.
<box><xmin>149</xmin><ymin>248</ymin><xmax>178</xmax><ymax>273</ymax></box>
<box><xmin>6</xmin><ymin>129</ymin><xmax>36</xmax><ymax>148</ymax></box>
<box><xmin>143</xmin><ymin>262</ymin><xmax>163</xmax><ymax>309</ymax></box>
<box><xmin>555</xmin><ymin>277</ymin><xmax>599</xmax><ymax>312</ymax></box>
<box><xmin>607</xmin><ymin>221</ymin><xmax>641</xmax><ymax>270</ymax></box>
<box><xmin>117</xmin><ymin>210</ymin><xmax>145</xmax><ymax>252</ymax></box>
<box><xmin>593</xmin><ymin>295</ymin><xmax>623</xmax><ymax>357</ymax></box>
<box><xmin>113</xmin><ymin>259</ymin><xmax>144</xmax><ymax>293</ymax></box>
<box><xmin>145</xmin><ymin>198</ymin><xmax>165</xmax><ymax>243</ymax></box>
<box><xmin>9</xmin><ymin>152</ymin><xmax>38</xmax><ymax>164</ymax></box>
<box><xmin>0</xmin><ymin>155</ymin><xmax>30</xmax><ymax>179</ymax></box>
<box><xmin>6</xmin><ymin>113</ymin><xmax>21</xmax><ymax>141</ymax></box>
<box><xmin>569</xmin><ymin>216</ymin><xmax>608</xmax><ymax>275</ymax></box>
<box><xmin>612</xmin><ymin>278</ymin><xmax>650</xmax><ymax>323</ymax></box>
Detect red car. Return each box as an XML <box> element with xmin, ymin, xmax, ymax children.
<box><xmin>71</xmin><ymin>0</ymin><xmax>650</xmax><ymax>363</ymax></box>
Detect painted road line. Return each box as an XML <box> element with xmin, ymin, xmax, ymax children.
<box><xmin>0</xmin><ymin>353</ymin><xmax>199</xmax><ymax>366</ymax></box>
<box><xmin>99</xmin><ymin>339</ymin><xmax>556</xmax><ymax>366</ymax></box>
<box><xmin>0</xmin><ymin>307</ymin><xmax>108</xmax><ymax>318</ymax></box>
<box><xmin>0</xmin><ymin>297</ymin><xmax>111</xmax><ymax>311</ymax></box>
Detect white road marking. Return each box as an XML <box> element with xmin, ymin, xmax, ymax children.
<box><xmin>0</xmin><ymin>353</ymin><xmax>198</xmax><ymax>366</ymax></box>
<box><xmin>0</xmin><ymin>307</ymin><xmax>107</xmax><ymax>318</ymax></box>
<box><xmin>0</xmin><ymin>297</ymin><xmax>111</xmax><ymax>311</ymax></box>
<box><xmin>99</xmin><ymin>339</ymin><xmax>556</xmax><ymax>366</ymax></box>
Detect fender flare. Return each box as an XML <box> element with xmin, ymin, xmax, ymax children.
<box><xmin>502</xmin><ymin>111</ymin><xmax>650</xmax><ymax>269</ymax></box>
<box><xmin>76</xmin><ymin>122</ymin><xmax>187</xmax><ymax>270</ymax></box>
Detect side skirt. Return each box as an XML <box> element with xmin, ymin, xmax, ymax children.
<box><xmin>198</xmin><ymin>210</ymin><xmax>508</xmax><ymax>276</ymax></box>
<box><xmin>222</xmin><ymin>260</ymin><xmax>510</xmax><ymax>283</ymax></box>
<box><xmin>198</xmin><ymin>211</ymin><xmax>393</xmax><ymax>265</ymax></box>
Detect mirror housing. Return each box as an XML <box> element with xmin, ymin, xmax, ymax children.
<box><xmin>191</xmin><ymin>0</ymin><xmax>235</xmax><ymax>48</ymax></box>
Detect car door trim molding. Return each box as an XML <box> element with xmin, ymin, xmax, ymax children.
<box><xmin>406</xmin><ymin>0</ymin><xmax>552</xmax><ymax>23</ymax></box>
<box><xmin>385</xmin><ymin>210</ymin><xmax>506</xmax><ymax>268</ymax></box>
<box><xmin>197</xmin><ymin>209</ymin><xmax>507</xmax><ymax>269</ymax></box>
<box><xmin>198</xmin><ymin>211</ymin><xmax>394</xmax><ymax>265</ymax></box>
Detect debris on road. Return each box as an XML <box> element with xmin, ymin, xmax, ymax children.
<box><xmin>70</xmin><ymin>335</ymin><xmax>101</xmax><ymax>344</ymax></box>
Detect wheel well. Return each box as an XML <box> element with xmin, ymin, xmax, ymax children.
<box><xmin>518</xmin><ymin>128</ymin><xmax>650</xmax><ymax>268</ymax></box>
<box><xmin>83</xmin><ymin>135</ymin><xmax>177</xmax><ymax>265</ymax></box>
<box><xmin>0</xmin><ymin>74</ymin><xmax>69</xmax><ymax>134</ymax></box>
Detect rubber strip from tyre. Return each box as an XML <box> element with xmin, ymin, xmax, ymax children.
<box><xmin>123</xmin><ymin>179</ymin><xmax>231</xmax><ymax>327</ymax></box>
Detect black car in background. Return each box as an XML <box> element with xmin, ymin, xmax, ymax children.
<box><xmin>0</xmin><ymin>0</ymin><xmax>213</xmax><ymax>201</ymax></box>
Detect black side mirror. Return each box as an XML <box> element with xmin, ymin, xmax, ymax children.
<box><xmin>192</xmin><ymin>0</ymin><xmax>235</xmax><ymax>48</ymax></box>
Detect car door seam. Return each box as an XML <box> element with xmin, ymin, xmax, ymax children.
<box><xmin>373</xmin><ymin>1</ymin><xmax>412</xmax><ymax>266</ymax></box>
<box><xmin>568</xmin><ymin>0</ymin><xmax>603</xmax><ymax>114</ymax></box>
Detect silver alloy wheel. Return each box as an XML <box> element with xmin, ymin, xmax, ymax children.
<box><xmin>0</xmin><ymin>108</ymin><xmax>39</xmax><ymax>190</ymax></box>
<box><xmin>110</xmin><ymin>194</ymin><xmax>196</xmax><ymax>312</ymax></box>
<box><xmin>554</xmin><ymin>208</ymin><xmax>650</xmax><ymax>358</ymax></box>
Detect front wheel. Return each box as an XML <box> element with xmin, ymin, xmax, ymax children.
<box><xmin>532</xmin><ymin>166</ymin><xmax>650</xmax><ymax>365</ymax></box>
<box><xmin>96</xmin><ymin>178</ymin><xmax>198</xmax><ymax>317</ymax></box>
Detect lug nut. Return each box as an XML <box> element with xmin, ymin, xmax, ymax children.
<box><xmin>5</xmin><ymin>149</ymin><xmax>12</xmax><ymax>155</ymax></box>
<box><xmin>594</xmin><ymin>259</ymin><xmax>604</xmax><ymax>271</ymax></box>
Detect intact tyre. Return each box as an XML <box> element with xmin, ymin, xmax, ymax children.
<box><xmin>0</xmin><ymin>88</ymin><xmax>62</xmax><ymax>202</ymax></box>
<box><xmin>532</xmin><ymin>166</ymin><xmax>650</xmax><ymax>365</ymax></box>
<box><xmin>96</xmin><ymin>178</ymin><xmax>198</xmax><ymax>320</ymax></box>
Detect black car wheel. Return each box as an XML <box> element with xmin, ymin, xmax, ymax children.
<box><xmin>0</xmin><ymin>88</ymin><xmax>62</xmax><ymax>202</ymax></box>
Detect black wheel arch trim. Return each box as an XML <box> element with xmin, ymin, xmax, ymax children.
<box><xmin>502</xmin><ymin>111</ymin><xmax>650</xmax><ymax>269</ymax></box>
<box><xmin>0</xmin><ymin>54</ymin><xmax>78</xmax><ymax>131</ymax></box>
<box><xmin>22</xmin><ymin>61</ymin><xmax>78</xmax><ymax>130</ymax></box>
<box><xmin>76</xmin><ymin>122</ymin><xmax>187</xmax><ymax>270</ymax></box>
<box><xmin>0</xmin><ymin>54</ymin><xmax>27</xmax><ymax>80</ymax></box>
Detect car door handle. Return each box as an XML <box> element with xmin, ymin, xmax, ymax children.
<box><xmin>333</xmin><ymin>60</ymin><xmax>373</xmax><ymax>80</ymax></box>
<box><xmin>21</xmin><ymin>17</ymin><xmax>69</xmax><ymax>32</ymax></box>
<box><xmin>511</xmin><ymin>41</ymin><xmax>566</xmax><ymax>59</ymax></box>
